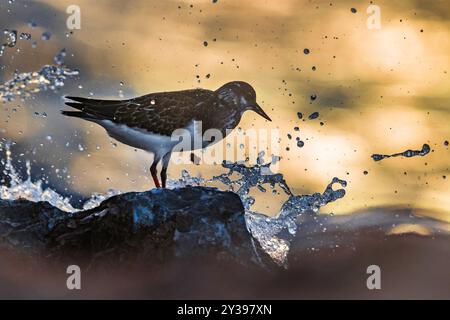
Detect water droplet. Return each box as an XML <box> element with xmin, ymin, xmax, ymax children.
<box><xmin>308</xmin><ymin>112</ymin><xmax>319</xmax><ymax>120</ymax></box>
<box><xmin>41</xmin><ymin>31</ymin><xmax>52</xmax><ymax>41</ymax></box>
<box><xmin>19</xmin><ymin>32</ymin><xmax>31</xmax><ymax>40</ymax></box>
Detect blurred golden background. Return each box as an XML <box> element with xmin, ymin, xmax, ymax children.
<box><xmin>0</xmin><ymin>0</ymin><xmax>449</xmax><ymax>220</ymax></box>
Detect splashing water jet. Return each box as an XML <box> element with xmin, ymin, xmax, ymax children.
<box><xmin>1</xmin><ymin>146</ymin><xmax>346</xmax><ymax>267</ymax></box>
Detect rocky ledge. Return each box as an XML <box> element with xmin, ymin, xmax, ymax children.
<box><xmin>1</xmin><ymin>186</ymin><xmax>450</xmax><ymax>298</ymax></box>
<box><xmin>0</xmin><ymin>187</ymin><xmax>273</xmax><ymax>269</ymax></box>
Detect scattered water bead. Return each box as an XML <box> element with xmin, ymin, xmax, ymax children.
<box><xmin>444</xmin><ymin>140</ymin><xmax>449</xmax><ymax>146</ymax></box>
<box><xmin>0</xmin><ymin>29</ymin><xmax>17</xmax><ymax>56</ymax></box>
<box><xmin>54</xmin><ymin>48</ymin><xmax>66</xmax><ymax>65</ymax></box>
<box><xmin>308</xmin><ymin>112</ymin><xmax>319</xmax><ymax>120</ymax></box>
<box><xmin>310</xmin><ymin>94</ymin><xmax>317</xmax><ymax>101</ymax></box>
<box><xmin>203</xmin><ymin>41</ymin><xmax>208</xmax><ymax>47</ymax></box>
<box><xmin>256</xmin><ymin>151</ymin><xmax>266</xmax><ymax>165</ymax></box>
<box><xmin>3</xmin><ymin>29</ymin><xmax>17</xmax><ymax>47</ymax></box>
<box><xmin>19</xmin><ymin>32</ymin><xmax>32</xmax><ymax>40</ymax></box>
<box><xmin>257</xmin><ymin>185</ymin><xmax>267</xmax><ymax>193</ymax></box>
<box><xmin>351</xmin><ymin>8</ymin><xmax>357</xmax><ymax>13</ymax></box>
<box><xmin>0</xmin><ymin>49</ymin><xmax>78</xmax><ymax>102</ymax></box>
<box><xmin>297</xmin><ymin>112</ymin><xmax>303</xmax><ymax>119</ymax></box>
<box><xmin>371</xmin><ymin>144</ymin><xmax>431</xmax><ymax>162</ymax></box>
<box><xmin>303</xmin><ymin>48</ymin><xmax>310</xmax><ymax>54</ymax></box>
<box><xmin>41</xmin><ymin>31</ymin><xmax>52</xmax><ymax>41</ymax></box>
<box><xmin>297</xmin><ymin>140</ymin><xmax>304</xmax><ymax>148</ymax></box>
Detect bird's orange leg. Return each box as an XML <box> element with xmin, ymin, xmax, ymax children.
<box><xmin>150</xmin><ymin>161</ymin><xmax>161</xmax><ymax>188</ymax></box>
<box><xmin>160</xmin><ymin>152</ymin><xmax>172</xmax><ymax>188</ymax></box>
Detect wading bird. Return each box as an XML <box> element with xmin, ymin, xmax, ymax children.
<box><xmin>62</xmin><ymin>81</ymin><xmax>271</xmax><ymax>188</ymax></box>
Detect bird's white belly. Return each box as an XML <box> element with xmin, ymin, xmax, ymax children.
<box><xmin>99</xmin><ymin>120</ymin><xmax>176</xmax><ymax>156</ymax></box>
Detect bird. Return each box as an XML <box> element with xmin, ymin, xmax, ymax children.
<box><xmin>62</xmin><ymin>81</ymin><xmax>272</xmax><ymax>188</ymax></box>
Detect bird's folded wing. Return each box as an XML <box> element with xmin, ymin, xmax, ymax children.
<box><xmin>65</xmin><ymin>89</ymin><xmax>215</xmax><ymax>136</ymax></box>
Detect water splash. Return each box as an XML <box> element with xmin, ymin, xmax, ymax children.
<box><xmin>0</xmin><ymin>142</ymin><xmax>120</xmax><ymax>212</ymax></box>
<box><xmin>1</xmin><ymin>145</ymin><xmax>346</xmax><ymax>266</ymax></box>
<box><xmin>245</xmin><ymin>177</ymin><xmax>346</xmax><ymax>266</ymax></box>
<box><xmin>371</xmin><ymin>143</ymin><xmax>430</xmax><ymax>162</ymax></box>
<box><xmin>0</xmin><ymin>29</ymin><xmax>17</xmax><ymax>56</ymax></box>
<box><xmin>0</xmin><ymin>49</ymin><xmax>79</xmax><ymax>103</ymax></box>
<box><xmin>169</xmin><ymin>152</ymin><xmax>347</xmax><ymax>267</ymax></box>
<box><xmin>208</xmin><ymin>155</ymin><xmax>345</xmax><ymax>267</ymax></box>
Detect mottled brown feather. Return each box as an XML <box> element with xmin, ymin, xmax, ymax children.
<box><xmin>66</xmin><ymin>89</ymin><xmax>215</xmax><ymax>136</ymax></box>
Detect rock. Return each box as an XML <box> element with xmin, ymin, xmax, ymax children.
<box><xmin>0</xmin><ymin>187</ymin><xmax>271</xmax><ymax>269</ymax></box>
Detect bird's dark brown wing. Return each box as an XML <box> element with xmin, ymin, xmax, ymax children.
<box><xmin>65</xmin><ymin>89</ymin><xmax>215</xmax><ymax>136</ymax></box>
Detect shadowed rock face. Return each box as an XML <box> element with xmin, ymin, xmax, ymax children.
<box><xmin>1</xmin><ymin>187</ymin><xmax>450</xmax><ymax>299</ymax></box>
<box><xmin>0</xmin><ymin>187</ymin><xmax>272</xmax><ymax>269</ymax></box>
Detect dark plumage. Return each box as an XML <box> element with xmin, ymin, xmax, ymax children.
<box><xmin>62</xmin><ymin>81</ymin><xmax>271</xmax><ymax>188</ymax></box>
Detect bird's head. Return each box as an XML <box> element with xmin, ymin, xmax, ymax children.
<box><xmin>215</xmin><ymin>81</ymin><xmax>272</xmax><ymax>121</ymax></box>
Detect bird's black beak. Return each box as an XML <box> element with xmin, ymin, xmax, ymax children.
<box><xmin>251</xmin><ymin>103</ymin><xmax>272</xmax><ymax>122</ymax></box>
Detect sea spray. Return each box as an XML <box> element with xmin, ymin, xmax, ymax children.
<box><xmin>371</xmin><ymin>144</ymin><xmax>430</xmax><ymax>162</ymax></box>
<box><xmin>170</xmin><ymin>153</ymin><xmax>346</xmax><ymax>266</ymax></box>
<box><xmin>0</xmin><ymin>49</ymin><xmax>79</xmax><ymax>102</ymax></box>
<box><xmin>0</xmin><ymin>142</ymin><xmax>120</xmax><ymax>212</ymax></box>
<box><xmin>0</xmin><ymin>145</ymin><xmax>346</xmax><ymax>266</ymax></box>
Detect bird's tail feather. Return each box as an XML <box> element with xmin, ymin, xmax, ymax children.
<box><xmin>61</xmin><ymin>110</ymin><xmax>97</xmax><ymax>120</ymax></box>
<box><xmin>64</xmin><ymin>96</ymin><xmax>121</xmax><ymax>119</ymax></box>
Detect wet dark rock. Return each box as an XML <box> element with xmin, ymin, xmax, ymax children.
<box><xmin>0</xmin><ymin>187</ymin><xmax>272</xmax><ymax>269</ymax></box>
